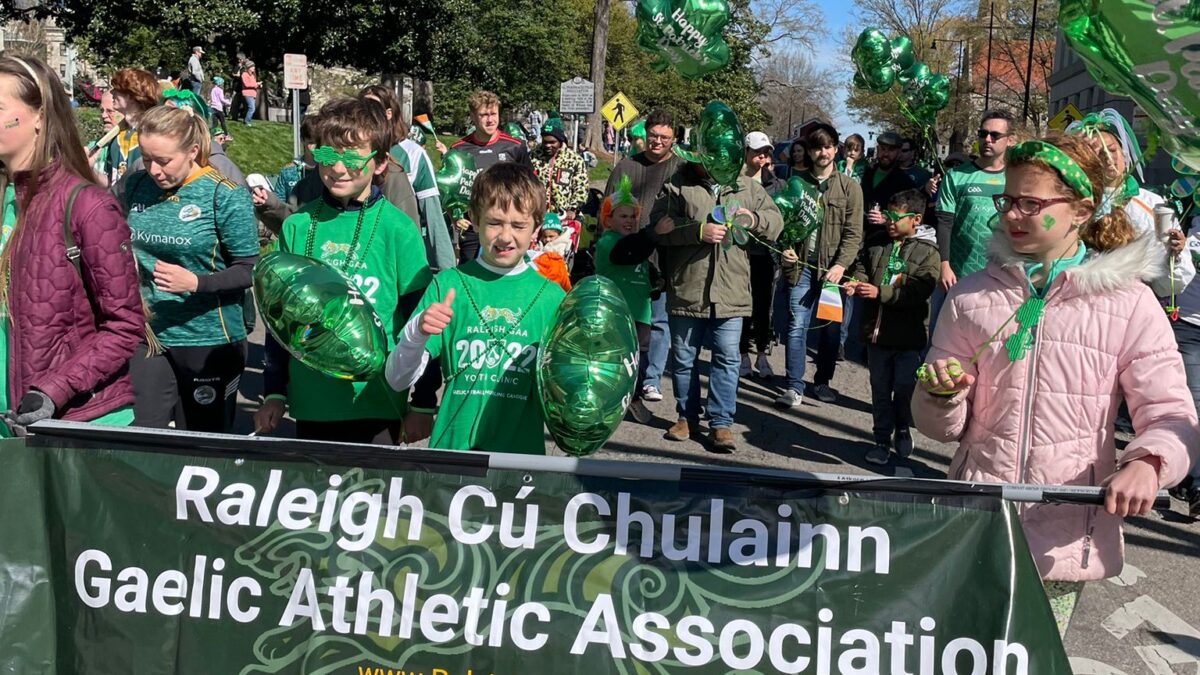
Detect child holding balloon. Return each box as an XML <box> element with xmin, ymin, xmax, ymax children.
<box><xmin>913</xmin><ymin>134</ymin><xmax>1198</xmax><ymax>631</ymax></box>
<box><xmin>252</xmin><ymin>98</ymin><xmax>434</xmax><ymax>444</ymax></box>
<box><xmin>385</xmin><ymin>163</ymin><xmax>566</xmax><ymax>454</ymax></box>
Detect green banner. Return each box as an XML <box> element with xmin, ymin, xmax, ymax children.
<box><xmin>0</xmin><ymin>428</ymin><xmax>1071</xmax><ymax>674</ymax></box>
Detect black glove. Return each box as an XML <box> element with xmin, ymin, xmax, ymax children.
<box><xmin>5</xmin><ymin>390</ymin><xmax>55</xmax><ymax>435</ymax></box>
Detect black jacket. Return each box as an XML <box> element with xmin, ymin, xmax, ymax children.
<box><xmin>849</xmin><ymin>229</ymin><xmax>940</xmax><ymax>351</ymax></box>
<box><xmin>860</xmin><ymin>166</ymin><xmax>917</xmax><ymax>239</ymax></box>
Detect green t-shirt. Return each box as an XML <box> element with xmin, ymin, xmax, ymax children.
<box><xmin>936</xmin><ymin>162</ymin><xmax>1006</xmax><ymax>277</ymax></box>
<box><xmin>126</xmin><ymin>167</ymin><xmax>259</xmax><ymax>347</ymax></box>
<box><xmin>594</xmin><ymin>231</ymin><xmax>651</xmax><ymax>325</ymax></box>
<box><xmin>0</xmin><ymin>186</ymin><xmax>132</xmax><ymax>436</ymax></box>
<box><xmin>418</xmin><ymin>261</ymin><xmax>565</xmax><ymax>454</ymax></box>
<box><xmin>279</xmin><ymin>193</ymin><xmax>433</xmax><ymax>422</ymax></box>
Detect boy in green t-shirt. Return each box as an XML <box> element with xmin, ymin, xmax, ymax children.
<box><xmin>385</xmin><ymin>163</ymin><xmax>566</xmax><ymax>454</ymax></box>
<box><xmin>254</xmin><ymin>98</ymin><xmax>435</xmax><ymax>444</ymax></box>
<box><xmin>594</xmin><ymin>175</ymin><xmax>654</xmax><ymax>424</ymax></box>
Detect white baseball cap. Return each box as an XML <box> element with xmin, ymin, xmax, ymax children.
<box><xmin>745</xmin><ymin>131</ymin><xmax>772</xmax><ymax>150</ymax></box>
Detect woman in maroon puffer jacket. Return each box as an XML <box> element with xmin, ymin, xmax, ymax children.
<box><xmin>0</xmin><ymin>55</ymin><xmax>143</xmax><ymax>434</ymax></box>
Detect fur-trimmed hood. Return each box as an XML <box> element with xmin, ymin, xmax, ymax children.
<box><xmin>985</xmin><ymin>230</ymin><xmax>1164</xmax><ymax>297</ymax></box>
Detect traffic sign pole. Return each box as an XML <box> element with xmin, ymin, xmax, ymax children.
<box><xmin>283</xmin><ymin>53</ymin><xmax>309</xmax><ymax>165</ymax></box>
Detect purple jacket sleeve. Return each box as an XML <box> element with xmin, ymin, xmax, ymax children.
<box><xmin>31</xmin><ymin>189</ymin><xmax>145</xmax><ymax>408</ymax></box>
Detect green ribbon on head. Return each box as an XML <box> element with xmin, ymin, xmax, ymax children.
<box><xmin>1006</xmin><ymin>141</ymin><xmax>1094</xmax><ymax>200</ymax></box>
<box><xmin>161</xmin><ymin>88</ymin><xmax>210</xmax><ymax>118</ymax></box>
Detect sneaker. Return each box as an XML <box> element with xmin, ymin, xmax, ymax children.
<box><xmin>755</xmin><ymin>353</ymin><xmax>774</xmax><ymax>379</ymax></box>
<box><xmin>894</xmin><ymin>428</ymin><xmax>914</xmax><ymax>458</ymax></box>
<box><xmin>641</xmin><ymin>385</ymin><xmax>664</xmax><ymax>402</ymax></box>
<box><xmin>865</xmin><ymin>443</ymin><xmax>891</xmax><ymax>466</ymax></box>
<box><xmin>710</xmin><ymin>428</ymin><xmax>736</xmax><ymax>453</ymax></box>
<box><xmin>1169</xmin><ymin>476</ymin><xmax>1200</xmax><ymax>519</ymax></box>
<box><xmin>739</xmin><ymin>354</ymin><xmax>752</xmax><ymax>377</ymax></box>
<box><xmin>814</xmin><ymin>384</ymin><xmax>838</xmax><ymax>403</ymax></box>
<box><xmin>774</xmin><ymin>389</ymin><xmax>803</xmax><ymax>409</ymax></box>
<box><xmin>627</xmin><ymin>399</ymin><xmax>653</xmax><ymax>424</ymax></box>
<box><xmin>665</xmin><ymin>419</ymin><xmax>691</xmax><ymax>441</ymax></box>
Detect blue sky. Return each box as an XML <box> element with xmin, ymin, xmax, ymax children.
<box><xmin>808</xmin><ymin>0</ymin><xmax>872</xmax><ymax>143</ymax></box>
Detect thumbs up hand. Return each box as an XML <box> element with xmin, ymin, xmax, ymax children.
<box><xmin>419</xmin><ymin>288</ymin><xmax>455</xmax><ymax>336</ymax></box>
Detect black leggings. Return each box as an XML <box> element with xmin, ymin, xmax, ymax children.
<box><xmin>131</xmin><ymin>341</ymin><xmax>245</xmax><ymax>433</ymax></box>
<box><xmin>740</xmin><ymin>254</ymin><xmax>776</xmax><ymax>354</ymax></box>
<box><xmin>211</xmin><ymin>110</ymin><xmax>228</xmax><ymax>133</ymax></box>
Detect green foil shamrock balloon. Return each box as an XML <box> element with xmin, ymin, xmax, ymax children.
<box><xmin>773</xmin><ymin>176</ymin><xmax>825</xmax><ymax>248</ymax></box>
<box><xmin>1059</xmin><ymin>0</ymin><xmax>1200</xmax><ymax>171</ymax></box>
<box><xmin>851</xmin><ymin>28</ymin><xmax>896</xmax><ymax>93</ymax></box>
<box><xmin>672</xmin><ymin>100</ymin><xmax>744</xmax><ymax>187</ymax></box>
<box><xmin>538</xmin><ymin>276</ymin><xmax>640</xmax><ymax>457</ymax></box>
<box><xmin>254</xmin><ymin>252</ymin><xmax>387</xmax><ymax>381</ymax></box>
<box><xmin>634</xmin><ymin>0</ymin><xmax>732</xmax><ymax>79</ymax></box>
<box><xmin>435</xmin><ymin>150</ymin><xmax>477</xmax><ymax>220</ymax></box>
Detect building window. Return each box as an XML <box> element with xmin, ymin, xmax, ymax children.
<box><xmin>60</xmin><ymin>44</ymin><xmax>67</xmax><ymax>56</ymax></box>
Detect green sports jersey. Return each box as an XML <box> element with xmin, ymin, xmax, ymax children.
<box><xmin>937</xmin><ymin>162</ymin><xmax>1006</xmax><ymax>277</ymax></box>
<box><xmin>280</xmin><ymin>193</ymin><xmax>432</xmax><ymax>422</ymax></box>
<box><xmin>418</xmin><ymin>261</ymin><xmax>565</xmax><ymax>454</ymax></box>
<box><xmin>390</xmin><ymin>141</ymin><xmax>439</xmax><ymax>201</ymax></box>
<box><xmin>594</xmin><ymin>231</ymin><xmax>652</xmax><ymax>325</ymax></box>
<box><xmin>126</xmin><ymin>167</ymin><xmax>259</xmax><ymax>347</ymax></box>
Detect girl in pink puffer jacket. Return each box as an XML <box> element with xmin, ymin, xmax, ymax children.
<box><xmin>915</xmin><ymin>136</ymin><xmax>1198</xmax><ymax>596</ymax></box>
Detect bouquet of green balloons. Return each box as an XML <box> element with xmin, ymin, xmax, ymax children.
<box><xmin>851</xmin><ymin>28</ymin><xmax>951</xmax><ymax>127</ymax></box>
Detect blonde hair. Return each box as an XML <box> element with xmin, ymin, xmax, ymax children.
<box><xmin>1008</xmin><ymin>134</ymin><xmax>1136</xmax><ymax>252</ymax></box>
<box><xmin>469</xmin><ymin>163</ymin><xmax>545</xmax><ymax>226</ymax></box>
<box><xmin>467</xmin><ymin>90</ymin><xmax>501</xmax><ymax>113</ymax></box>
<box><xmin>137</xmin><ymin>105</ymin><xmax>212</xmax><ymax>167</ymax></box>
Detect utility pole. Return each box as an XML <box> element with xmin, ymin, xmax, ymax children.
<box><xmin>985</xmin><ymin>1</ymin><xmax>994</xmax><ymax>110</ymax></box>
<box><xmin>1021</xmin><ymin>0</ymin><xmax>1040</xmax><ymax>125</ymax></box>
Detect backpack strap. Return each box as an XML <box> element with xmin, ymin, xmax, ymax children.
<box><xmin>63</xmin><ymin>182</ymin><xmax>87</xmax><ymax>277</ymax></box>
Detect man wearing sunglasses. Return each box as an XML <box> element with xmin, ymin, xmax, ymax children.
<box><xmin>605</xmin><ymin>110</ymin><xmax>681</xmax><ymax>405</ymax></box>
<box><xmin>929</xmin><ymin>110</ymin><xmax>1014</xmax><ymax>340</ymax></box>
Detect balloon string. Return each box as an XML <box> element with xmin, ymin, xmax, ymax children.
<box><xmin>738</xmin><ymin>228</ymin><xmax>856</xmax><ymax>290</ymax></box>
<box><xmin>889</xmin><ymin>89</ymin><xmax>945</xmax><ymax>177</ymax></box>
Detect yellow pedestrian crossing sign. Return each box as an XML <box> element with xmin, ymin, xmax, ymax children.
<box><xmin>601</xmin><ymin>93</ymin><xmax>638</xmax><ymax>131</ymax></box>
<box><xmin>1048</xmin><ymin>103</ymin><xmax>1084</xmax><ymax>131</ymax></box>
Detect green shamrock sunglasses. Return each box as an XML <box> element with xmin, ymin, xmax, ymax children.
<box><xmin>311</xmin><ymin>146</ymin><xmax>378</xmax><ymax>172</ymax></box>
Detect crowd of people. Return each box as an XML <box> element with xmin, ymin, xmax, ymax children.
<box><xmin>2</xmin><ymin>48</ymin><xmax>1200</xmax><ymax>634</ymax></box>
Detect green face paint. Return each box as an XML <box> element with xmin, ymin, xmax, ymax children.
<box><xmin>3</xmin><ymin>119</ymin><xmax>18</xmax><ymax>129</ymax></box>
<box><xmin>1041</xmin><ymin>214</ymin><xmax>1056</xmax><ymax>231</ymax></box>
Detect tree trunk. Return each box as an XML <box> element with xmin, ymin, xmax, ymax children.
<box><xmin>415</xmin><ymin>79</ymin><xmax>435</xmax><ymax>118</ymax></box>
<box><xmin>584</xmin><ymin>0</ymin><xmax>610</xmax><ymax>156</ymax></box>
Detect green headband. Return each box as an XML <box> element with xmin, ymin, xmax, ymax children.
<box><xmin>1006</xmin><ymin>141</ymin><xmax>1094</xmax><ymax>200</ymax></box>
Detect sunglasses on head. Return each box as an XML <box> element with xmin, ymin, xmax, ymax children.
<box><xmin>978</xmin><ymin>130</ymin><xmax>1009</xmax><ymax>141</ymax></box>
<box><xmin>311</xmin><ymin>146</ymin><xmax>378</xmax><ymax>172</ymax></box>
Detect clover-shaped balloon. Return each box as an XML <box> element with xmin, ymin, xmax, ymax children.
<box><xmin>772</xmin><ymin>176</ymin><xmax>824</xmax><ymax>249</ymax></box>
<box><xmin>635</xmin><ymin>0</ymin><xmax>732</xmax><ymax>79</ymax></box>
<box><xmin>851</xmin><ymin>28</ymin><xmax>896</xmax><ymax>93</ymax></box>
<box><xmin>672</xmin><ymin>100</ymin><xmax>744</xmax><ymax>187</ymax></box>
<box><xmin>435</xmin><ymin>150</ymin><xmax>477</xmax><ymax>220</ymax></box>
<box><xmin>1060</xmin><ymin>0</ymin><xmax>1200</xmax><ymax>171</ymax></box>
<box><xmin>254</xmin><ymin>252</ymin><xmax>387</xmax><ymax>381</ymax></box>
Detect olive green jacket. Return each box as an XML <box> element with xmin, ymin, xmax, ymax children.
<box><xmin>782</xmin><ymin>170</ymin><xmax>864</xmax><ymax>284</ymax></box>
<box><xmin>649</xmin><ymin>165</ymin><xmax>783</xmax><ymax>318</ymax></box>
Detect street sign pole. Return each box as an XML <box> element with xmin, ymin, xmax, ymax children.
<box><xmin>573</xmin><ymin>117</ymin><xmax>580</xmax><ymax>152</ymax></box>
<box><xmin>292</xmin><ymin>94</ymin><xmax>301</xmax><ymax>164</ymax></box>
<box><xmin>283</xmin><ymin>53</ymin><xmax>309</xmax><ymax>165</ymax></box>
